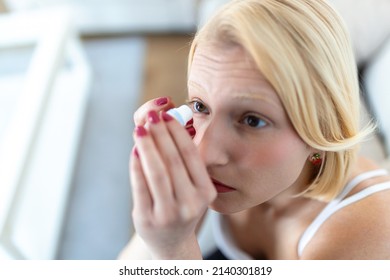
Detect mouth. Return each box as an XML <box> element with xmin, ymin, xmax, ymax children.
<box><xmin>211</xmin><ymin>178</ymin><xmax>236</xmax><ymax>193</ymax></box>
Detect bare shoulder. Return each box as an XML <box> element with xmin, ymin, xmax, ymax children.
<box><xmin>301</xmin><ymin>188</ymin><xmax>390</xmax><ymax>259</ymax></box>
<box><xmin>301</xmin><ymin>158</ymin><xmax>390</xmax><ymax>259</ymax></box>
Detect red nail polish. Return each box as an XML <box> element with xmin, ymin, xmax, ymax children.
<box><xmin>161</xmin><ymin>111</ymin><xmax>174</xmax><ymax>122</ymax></box>
<box><xmin>186</xmin><ymin>119</ymin><xmax>194</xmax><ymax>126</ymax></box>
<box><xmin>187</xmin><ymin>126</ymin><xmax>196</xmax><ymax>137</ymax></box>
<box><xmin>154</xmin><ymin>97</ymin><xmax>168</xmax><ymax>106</ymax></box>
<box><xmin>132</xmin><ymin>147</ymin><xmax>139</xmax><ymax>158</ymax></box>
<box><xmin>135</xmin><ymin>126</ymin><xmax>147</xmax><ymax>137</ymax></box>
<box><xmin>148</xmin><ymin>110</ymin><xmax>160</xmax><ymax>124</ymax></box>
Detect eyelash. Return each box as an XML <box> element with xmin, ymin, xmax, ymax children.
<box><xmin>186</xmin><ymin>98</ymin><xmax>268</xmax><ymax>129</ymax></box>
<box><xmin>241</xmin><ymin>115</ymin><xmax>267</xmax><ymax>128</ymax></box>
<box><xmin>187</xmin><ymin>99</ymin><xmax>210</xmax><ymax>114</ymax></box>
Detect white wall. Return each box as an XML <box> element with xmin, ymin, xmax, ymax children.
<box><xmin>4</xmin><ymin>0</ymin><xmax>198</xmax><ymax>34</ymax></box>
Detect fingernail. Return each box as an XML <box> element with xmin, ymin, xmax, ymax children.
<box><xmin>135</xmin><ymin>126</ymin><xmax>147</xmax><ymax>137</ymax></box>
<box><xmin>187</xmin><ymin>126</ymin><xmax>196</xmax><ymax>137</ymax></box>
<box><xmin>186</xmin><ymin>119</ymin><xmax>193</xmax><ymax>126</ymax></box>
<box><xmin>154</xmin><ymin>97</ymin><xmax>168</xmax><ymax>106</ymax></box>
<box><xmin>132</xmin><ymin>146</ymin><xmax>139</xmax><ymax>158</ymax></box>
<box><xmin>161</xmin><ymin>111</ymin><xmax>174</xmax><ymax>122</ymax></box>
<box><xmin>148</xmin><ymin>110</ymin><xmax>160</xmax><ymax>124</ymax></box>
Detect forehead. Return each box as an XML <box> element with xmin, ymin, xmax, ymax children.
<box><xmin>189</xmin><ymin>44</ymin><xmax>266</xmax><ymax>89</ymax></box>
<box><xmin>188</xmin><ymin>44</ymin><xmax>284</xmax><ymax>110</ymax></box>
<box><xmin>188</xmin><ymin>44</ymin><xmax>276</xmax><ymax>94</ymax></box>
<box><xmin>190</xmin><ymin>43</ymin><xmax>256</xmax><ymax>73</ymax></box>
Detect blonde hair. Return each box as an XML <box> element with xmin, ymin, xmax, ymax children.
<box><xmin>188</xmin><ymin>0</ymin><xmax>375</xmax><ymax>201</ymax></box>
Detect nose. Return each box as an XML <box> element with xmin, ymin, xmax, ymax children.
<box><xmin>194</xmin><ymin>119</ymin><xmax>230</xmax><ymax>168</ymax></box>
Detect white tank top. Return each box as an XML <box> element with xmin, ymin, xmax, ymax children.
<box><xmin>211</xmin><ymin>169</ymin><xmax>390</xmax><ymax>259</ymax></box>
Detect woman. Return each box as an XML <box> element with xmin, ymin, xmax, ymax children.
<box><xmin>121</xmin><ymin>0</ymin><xmax>390</xmax><ymax>259</ymax></box>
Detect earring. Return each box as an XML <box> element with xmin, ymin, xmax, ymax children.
<box><xmin>310</xmin><ymin>153</ymin><xmax>322</xmax><ymax>166</ymax></box>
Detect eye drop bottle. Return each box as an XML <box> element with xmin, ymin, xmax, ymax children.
<box><xmin>167</xmin><ymin>105</ymin><xmax>193</xmax><ymax>126</ymax></box>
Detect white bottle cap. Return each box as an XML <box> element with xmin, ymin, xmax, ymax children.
<box><xmin>167</xmin><ymin>105</ymin><xmax>193</xmax><ymax>126</ymax></box>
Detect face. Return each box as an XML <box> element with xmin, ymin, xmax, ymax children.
<box><xmin>188</xmin><ymin>44</ymin><xmax>314</xmax><ymax>214</ymax></box>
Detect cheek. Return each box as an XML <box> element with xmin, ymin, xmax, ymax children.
<box><xmin>243</xmin><ymin>134</ymin><xmax>310</xmax><ymax>181</ymax></box>
<box><xmin>246</xmin><ymin>137</ymin><xmax>301</xmax><ymax>166</ymax></box>
<box><xmin>269</xmin><ymin>138</ymin><xmax>307</xmax><ymax>164</ymax></box>
<box><xmin>191</xmin><ymin>118</ymin><xmax>209</xmax><ymax>146</ymax></box>
<box><xmin>273</xmin><ymin>131</ymin><xmax>308</xmax><ymax>160</ymax></box>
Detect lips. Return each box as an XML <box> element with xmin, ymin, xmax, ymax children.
<box><xmin>212</xmin><ymin>178</ymin><xmax>236</xmax><ymax>193</ymax></box>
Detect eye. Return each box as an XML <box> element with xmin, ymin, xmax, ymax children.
<box><xmin>242</xmin><ymin>115</ymin><xmax>267</xmax><ymax>128</ymax></box>
<box><xmin>189</xmin><ymin>100</ymin><xmax>209</xmax><ymax>114</ymax></box>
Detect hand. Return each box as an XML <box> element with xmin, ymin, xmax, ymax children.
<box><xmin>130</xmin><ymin>99</ymin><xmax>216</xmax><ymax>259</ymax></box>
<box><xmin>133</xmin><ymin>96</ymin><xmax>195</xmax><ymax>138</ymax></box>
<box><xmin>133</xmin><ymin>96</ymin><xmax>175</xmax><ymax>127</ymax></box>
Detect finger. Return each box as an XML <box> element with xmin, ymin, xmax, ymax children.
<box><xmin>146</xmin><ymin>111</ymin><xmax>195</xmax><ymax>199</ymax></box>
<box><xmin>133</xmin><ymin>125</ymin><xmax>176</xmax><ymax>210</ymax></box>
<box><xmin>133</xmin><ymin>97</ymin><xmax>175</xmax><ymax>126</ymax></box>
<box><xmin>146</xmin><ymin>111</ymin><xmax>209</xmax><ymax>221</ymax></box>
<box><xmin>130</xmin><ymin>146</ymin><xmax>153</xmax><ymax>218</ymax></box>
<box><xmin>162</xmin><ymin>112</ymin><xmax>216</xmax><ymax>202</ymax></box>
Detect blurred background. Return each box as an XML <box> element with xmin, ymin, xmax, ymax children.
<box><xmin>0</xmin><ymin>0</ymin><xmax>389</xmax><ymax>260</ymax></box>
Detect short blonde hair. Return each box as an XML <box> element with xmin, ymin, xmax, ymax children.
<box><xmin>188</xmin><ymin>0</ymin><xmax>375</xmax><ymax>201</ymax></box>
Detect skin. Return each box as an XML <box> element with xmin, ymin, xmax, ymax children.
<box><xmin>188</xmin><ymin>44</ymin><xmax>315</xmax><ymax>214</ymax></box>
<box><xmin>127</xmin><ymin>44</ymin><xmax>390</xmax><ymax>260</ymax></box>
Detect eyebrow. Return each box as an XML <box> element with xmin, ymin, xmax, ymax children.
<box><xmin>187</xmin><ymin>80</ymin><xmax>206</xmax><ymax>94</ymax></box>
<box><xmin>188</xmin><ymin>80</ymin><xmax>281</xmax><ymax>110</ymax></box>
<box><xmin>234</xmin><ymin>93</ymin><xmax>281</xmax><ymax>109</ymax></box>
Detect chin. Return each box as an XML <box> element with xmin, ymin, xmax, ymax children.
<box><xmin>209</xmin><ymin>199</ymin><xmax>246</xmax><ymax>214</ymax></box>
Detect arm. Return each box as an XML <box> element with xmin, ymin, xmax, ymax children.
<box><xmin>118</xmin><ymin>233</ymin><xmax>151</xmax><ymax>260</ymax></box>
<box><xmin>118</xmin><ymin>211</ymin><xmax>209</xmax><ymax>260</ymax></box>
